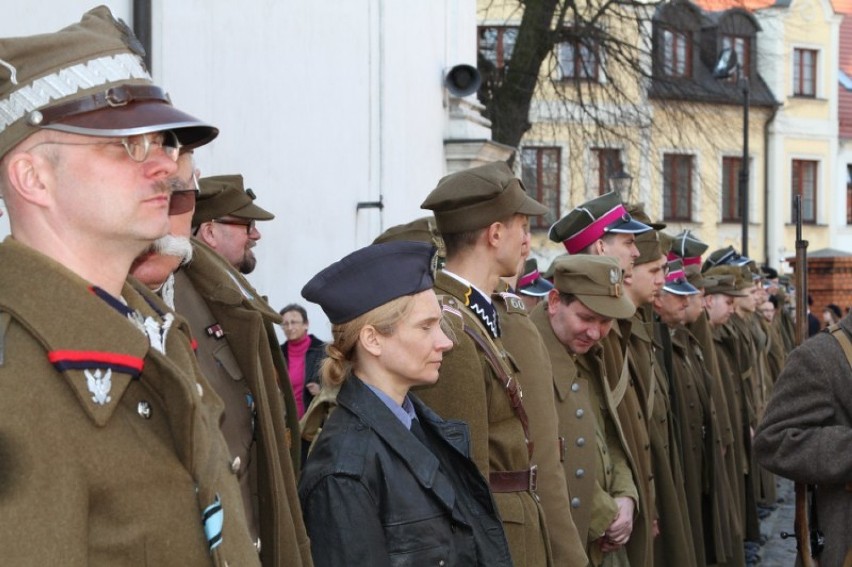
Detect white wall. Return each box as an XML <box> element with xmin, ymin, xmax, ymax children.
<box><xmin>0</xmin><ymin>0</ymin><xmax>480</xmax><ymax>340</ymax></box>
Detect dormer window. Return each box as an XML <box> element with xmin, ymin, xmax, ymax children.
<box><xmin>722</xmin><ymin>35</ymin><xmax>750</xmax><ymax>75</ymax></box>
<box><xmin>662</xmin><ymin>28</ymin><xmax>691</xmax><ymax>77</ymax></box>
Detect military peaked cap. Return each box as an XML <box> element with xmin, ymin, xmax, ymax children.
<box><xmin>193</xmin><ymin>175</ymin><xmax>274</xmax><ymax>227</ymax></box>
<box><xmin>549</xmin><ymin>191</ymin><xmax>651</xmax><ymax>254</ymax></box>
<box><xmin>551</xmin><ymin>255</ymin><xmax>635</xmax><ymax>319</ymax></box>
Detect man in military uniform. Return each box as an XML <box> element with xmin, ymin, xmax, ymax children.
<box><xmin>530</xmin><ymin>255</ymin><xmax>638</xmax><ymax>566</ymax></box>
<box><xmin>0</xmin><ymin>8</ymin><xmax>261</xmax><ymax>564</ymax></box>
<box><xmin>192</xmin><ymin>174</ymin><xmax>273</xmax><ymax>275</ymax></box>
<box><xmin>550</xmin><ymin>191</ymin><xmax>655</xmax><ymax>567</ymax></box>
<box><xmin>623</xmin><ymin>212</ymin><xmax>697</xmax><ymax>567</ymax></box>
<box><xmin>419</xmin><ymin>161</ymin><xmax>552</xmax><ymax>566</ymax></box>
<box><xmin>131</xmin><ymin>168</ymin><xmax>312</xmax><ymax>565</ymax></box>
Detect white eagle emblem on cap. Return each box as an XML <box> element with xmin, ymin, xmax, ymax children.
<box><xmin>609</xmin><ymin>268</ymin><xmax>620</xmax><ymax>284</ymax></box>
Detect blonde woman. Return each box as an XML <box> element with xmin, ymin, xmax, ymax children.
<box><xmin>298</xmin><ymin>241</ymin><xmax>512</xmax><ymax>567</ymax></box>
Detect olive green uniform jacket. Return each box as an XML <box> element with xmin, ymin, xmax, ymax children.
<box><xmin>628</xmin><ymin>312</ymin><xmax>696</xmax><ymax>567</ymax></box>
<box><xmin>577</xmin><ymin>339</ymin><xmax>639</xmax><ymax>567</ymax></box>
<box><xmin>174</xmin><ymin>239</ymin><xmax>313</xmax><ymax>566</ymax></box>
<box><xmin>600</xmin><ymin>326</ymin><xmax>654</xmax><ymax>567</ymax></box>
<box><xmin>0</xmin><ymin>238</ymin><xmax>259</xmax><ymax>566</ymax></box>
<box><xmin>495</xmin><ymin>286</ymin><xmax>588</xmax><ymax>567</ymax></box>
<box><xmin>530</xmin><ymin>304</ymin><xmax>605</xmax><ymax>551</ymax></box>
<box><xmin>417</xmin><ymin>271</ymin><xmax>550</xmax><ymax>566</ymax></box>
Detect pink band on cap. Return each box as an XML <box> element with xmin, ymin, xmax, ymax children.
<box><xmin>666</xmin><ymin>268</ymin><xmax>687</xmax><ymax>283</ymax></box>
<box><xmin>666</xmin><ymin>252</ymin><xmax>701</xmax><ymax>267</ymax></box>
<box><xmin>562</xmin><ymin>204</ymin><xmax>627</xmax><ymax>254</ymax></box>
<box><xmin>518</xmin><ymin>270</ymin><xmax>541</xmax><ymax>288</ymax></box>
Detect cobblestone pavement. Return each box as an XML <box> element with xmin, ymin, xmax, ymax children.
<box><xmin>756</xmin><ymin>477</ymin><xmax>798</xmax><ymax>566</ymax></box>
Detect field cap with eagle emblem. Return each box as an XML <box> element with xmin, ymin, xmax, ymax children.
<box><xmin>551</xmin><ymin>255</ymin><xmax>635</xmax><ymax>319</ymax></box>
<box><xmin>627</xmin><ymin>203</ymin><xmax>667</xmax><ymax>266</ymax></box>
<box><xmin>0</xmin><ymin>5</ymin><xmax>218</xmax><ymax>160</ymax></box>
<box><xmin>421</xmin><ymin>161</ymin><xmax>548</xmax><ymax>234</ymax></box>
<box><xmin>549</xmin><ymin>191</ymin><xmax>651</xmax><ymax>254</ymax></box>
<box><xmin>193</xmin><ymin>175</ymin><xmax>274</xmax><ymax>227</ymax></box>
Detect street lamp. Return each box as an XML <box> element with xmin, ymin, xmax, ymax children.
<box><xmin>609</xmin><ymin>170</ymin><xmax>633</xmax><ymax>201</ymax></box>
<box><xmin>713</xmin><ymin>46</ymin><xmax>750</xmax><ymax>257</ymax></box>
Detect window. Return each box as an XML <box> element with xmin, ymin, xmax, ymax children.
<box><xmin>722</xmin><ymin>157</ymin><xmax>742</xmax><ymax>222</ymax></box>
<box><xmin>558</xmin><ymin>39</ymin><xmax>599</xmax><ymax>81</ymax></box>
<box><xmin>722</xmin><ymin>35</ymin><xmax>750</xmax><ymax>75</ymax></box>
<box><xmin>846</xmin><ymin>165</ymin><xmax>852</xmax><ymax>224</ymax></box>
<box><xmin>793</xmin><ymin>48</ymin><xmax>817</xmax><ymax>97</ymax></box>
<box><xmin>478</xmin><ymin>27</ymin><xmax>518</xmax><ymax>71</ymax></box>
<box><xmin>593</xmin><ymin>148</ymin><xmax>623</xmax><ymax>195</ymax></box>
<box><xmin>663</xmin><ymin>154</ymin><xmax>693</xmax><ymax>220</ymax></box>
<box><xmin>791</xmin><ymin>159</ymin><xmax>817</xmax><ymax>223</ymax></box>
<box><xmin>521</xmin><ymin>147</ymin><xmax>561</xmax><ymax>230</ymax></box>
<box><xmin>662</xmin><ymin>28</ymin><xmax>691</xmax><ymax>77</ymax></box>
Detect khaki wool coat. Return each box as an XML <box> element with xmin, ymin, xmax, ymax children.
<box><xmin>755</xmin><ymin>313</ymin><xmax>852</xmax><ymax>567</ymax></box>
<box><xmin>530</xmin><ymin>304</ymin><xmax>607</xmax><ymax>550</ymax></box>
<box><xmin>494</xmin><ymin>286</ymin><xmax>589</xmax><ymax>567</ymax></box>
<box><xmin>0</xmin><ymin>238</ymin><xmax>260</xmax><ymax>566</ymax></box>
<box><xmin>175</xmin><ymin>239</ymin><xmax>313</xmax><ymax>566</ymax></box>
<box><xmin>628</xmin><ymin>312</ymin><xmax>697</xmax><ymax>567</ymax></box>
<box><xmin>416</xmin><ymin>271</ymin><xmax>551</xmax><ymax>567</ymax></box>
<box><xmin>600</xmin><ymin>326</ymin><xmax>654</xmax><ymax>567</ymax></box>
<box><xmin>577</xmin><ymin>341</ymin><xmax>639</xmax><ymax>567</ymax></box>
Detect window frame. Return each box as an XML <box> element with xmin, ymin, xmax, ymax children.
<box><xmin>521</xmin><ymin>146</ymin><xmax>562</xmax><ymax>230</ymax></box>
<box><xmin>478</xmin><ymin>26</ymin><xmax>518</xmax><ymax>71</ymax></box>
<box><xmin>791</xmin><ymin>159</ymin><xmax>818</xmax><ymax>224</ymax></box>
<box><xmin>661</xmin><ymin>27</ymin><xmax>692</xmax><ymax>78</ymax></box>
<box><xmin>592</xmin><ymin>148</ymin><xmax>623</xmax><ymax>196</ymax></box>
<box><xmin>557</xmin><ymin>36</ymin><xmax>600</xmax><ymax>82</ymax></box>
<box><xmin>793</xmin><ymin>47</ymin><xmax>818</xmax><ymax>98</ymax></box>
<box><xmin>721</xmin><ymin>156</ymin><xmax>742</xmax><ymax>222</ymax></box>
<box><xmin>663</xmin><ymin>153</ymin><xmax>694</xmax><ymax>221</ymax></box>
<box><xmin>721</xmin><ymin>35</ymin><xmax>750</xmax><ymax>77</ymax></box>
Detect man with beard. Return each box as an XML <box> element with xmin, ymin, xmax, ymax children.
<box><xmin>130</xmin><ymin>155</ymin><xmax>311</xmax><ymax>566</ymax></box>
<box><xmin>549</xmin><ymin>192</ymin><xmax>655</xmax><ymax>567</ymax></box>
<box><xmin>193</xmin><ymin>174</ymin><xmax>273</xmax><ymax>274</ymax></box>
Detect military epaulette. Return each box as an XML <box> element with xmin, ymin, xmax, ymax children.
<box><xmin>495</xmin><ymin>291</ymin><xmax>528</xmax><ymax>315</ymax></box>
<box><xmin>437</xmin><ymin>294</ymin><xmax>464</xmax><ymax>328</ymax></box>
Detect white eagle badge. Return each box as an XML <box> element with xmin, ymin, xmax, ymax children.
<box><xmin>85</xmin><ymin>368</ymin><xmax>113</xmax><ymax>405</ymax></box>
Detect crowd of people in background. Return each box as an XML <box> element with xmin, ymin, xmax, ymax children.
<box><xmin>4</xmin><ymin>8</ymin><xmax>852</xmax><ymax>567</ymax></box>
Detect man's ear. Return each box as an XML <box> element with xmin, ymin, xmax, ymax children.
<box><xmin>5</xmin><ymin>152</ymin><xmax>53</xmax><ymax>207</ymax></box>
<box><xmin>358</xmin><ymin>324</ymin><xmax>383</xmax><ymax>357</ymax></box>
<box><xmin>485</xmin><ymin>220</ymin><xmax>504</xmax><ymax>248</ymax></box>
<box><xmin>593</xmin><ymin>238</ymin><xmax>606</xmax><ymax>256</ymax></box>
<box><xmin>546</xmin><ymin>288</ymin><xmax>560</xmax><ymax>314</ymax></box>
<box><xmin>196</xmin><ymin>222</ymin><xmax>216</xmax><ymax>246</ymax></box>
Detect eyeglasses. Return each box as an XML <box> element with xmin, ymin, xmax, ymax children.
<box><xmin>25</xmin><ymin>130</ymin><xmax>181</xmax><ymax>163</ymax></box>
<box><xmin>168</xmin><ymin>170</ymin><xmax>200</xmax><ymax>216</ymax></box>
<box><xmin>213</xmin><ymin>218</ymin><xmax>256</xmax><ymax>235</ymax></box>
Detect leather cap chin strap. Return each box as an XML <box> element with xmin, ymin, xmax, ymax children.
<box><xmin>28</xmin><ymin>85</ymin><xmax>169</xmax><ymax>128</ymax></box>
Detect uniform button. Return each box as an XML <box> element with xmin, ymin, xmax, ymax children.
<box><xmin>576</xmin><ymin>468</ymin><xmax>585</xmax><ymax>478</ymax></box>
<box><xmin>576</xmin><ymin>437</ymin><xmax>586</xmax><ymax>447</ymax></box>
<box><xmin>571</xmin><ymin>497</ymin><xmax>581</xmax><ymax>508</ymax></box>
<box><xmin>137</xmin><ymin>401</ymin><xmax>152</xmax><ymax>419</ymax></box>
<box><xmin>196</xmin><ymin>383</ymin><xmax>204</xmax><ymax>397</ymax></box>
<box><xmin>576</xmin><ymin>409</ymin><xmax>584</xmax><ymax>418</ymax></box>
<box><xmin>255</xmin><ymin>538</ymin><xmax>262</xmax><ymax>553</ymax></box>
<box><xmin>439</xmin><ymin>560</ymin><xmax>446</xmax><ymax>566</ymax></box>
<box><xmin>230</xmin><ymin>456</ymin><xmax>241</xmax><ymax>474</ymax></box>
<box><xmin>571</xmin><ymin>383</ymin><xmax>580</xmax><ymax>392</ymax></box>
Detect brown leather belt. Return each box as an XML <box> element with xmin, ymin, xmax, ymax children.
<box><xmin>489</xmin><ymin>465</ymin><xmax>537</xmax><ymax>493</ymax></box>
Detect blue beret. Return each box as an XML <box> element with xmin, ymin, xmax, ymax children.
<box><xmin>301</xmin><ymin>241</ymin><xmax>436</xmax><ymax>324</ymax></box>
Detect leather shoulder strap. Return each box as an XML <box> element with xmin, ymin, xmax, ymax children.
<box><xmin>828</xmin><ymin>323</ymin><xmax>852</xmax><ymax>370</ymax></box>
<box><xmin>0</xmin><ymin>310</ymin><xmax>10</xmax><ymax>367</ymax></box>
<box><xmin>462</xmin><ymin>324</ymin><xmax>534</xmax><ymax>460</ymax></box>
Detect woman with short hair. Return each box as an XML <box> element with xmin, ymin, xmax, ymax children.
<box><xmin>298</xmin><ymin>241</ymin><xmax>512</xmax><ymax>567</ymax></box>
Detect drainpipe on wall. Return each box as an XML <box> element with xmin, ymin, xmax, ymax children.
<box><xmin>763</xmin><ymin>104</ymin><xmax>779</xmax><ymax>268</ymax></box>
<box><xmin>133</xmin><ymin>0</ymin><xmax>152</xmax><ymax>72</ymax></box>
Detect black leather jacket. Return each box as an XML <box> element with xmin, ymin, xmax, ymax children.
<box><xmin>298</xmin><ymin>375</ymin><xmax>512</xmax><ymax>567</ymax></box>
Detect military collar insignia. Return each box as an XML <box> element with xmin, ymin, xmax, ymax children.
<box><xmin>85</xmin><ymin>368</ymin><xmax>113</xmax><ymax>405</ymax></box>
<box><xmin>90</xmin><ymin>285</ymin><xmax>174</xmax><ymax>354</ymax></box>
<box><xmin>465</xmin><ymin>286</ymin><xmax>500</xmax><ymax>339</ymax></box>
